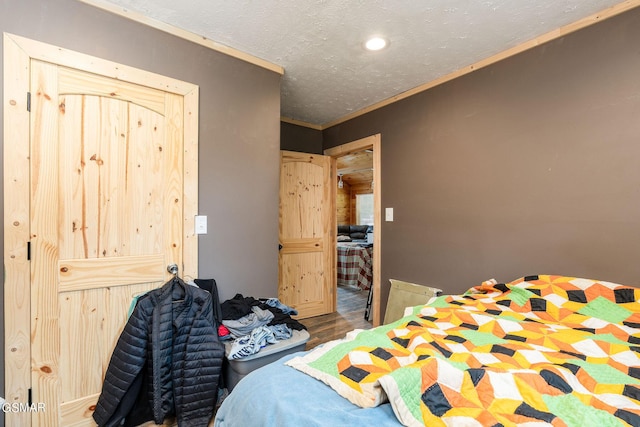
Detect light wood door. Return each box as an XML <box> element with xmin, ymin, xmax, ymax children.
<box><xmin>278</xmin><ymin>151</ymin><xmax>336</xmax><ymax>319</ymax></box>
<box><xmin>4</xmin><ymin>34</ymin><xmax>199</xmax><ymax>427</ymax></box>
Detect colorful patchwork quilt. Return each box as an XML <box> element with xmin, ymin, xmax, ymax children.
<box><xmin>286</xmin><ymin>275</ymin><xmax>640</xmax><ymax>426</ymax></box>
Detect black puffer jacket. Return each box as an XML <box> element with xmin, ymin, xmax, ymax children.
<box><xmin>93</xmin><ymin>278</ymin><xmax>224</xmax><ymax>427</ymax></box>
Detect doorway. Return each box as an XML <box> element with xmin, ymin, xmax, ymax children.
<box><xmin>324</xmin><ymin>134</ymin><xmax>381</xmax><ymax>326</ymax></box>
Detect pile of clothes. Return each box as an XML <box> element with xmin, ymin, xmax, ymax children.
<box><xmin>220</xmin><ymin>294</ymin><xmax>306</xmax><ymax>359</ymax></box>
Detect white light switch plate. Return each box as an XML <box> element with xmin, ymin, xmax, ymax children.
<box><xmin>195</xmin><ymin>215</ymin><xmax>207</xmax><ymax>234</ymax></box>
<box><xmin>385</xmin><ymin>207</ymin><xmax>394</xmax><ymax>222</ymax></box>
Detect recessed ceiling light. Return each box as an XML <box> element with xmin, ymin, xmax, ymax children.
<box><xmin>364</xmin><ymin>36</ymin><xmax>388</xmax><ymax>51</ymax></box>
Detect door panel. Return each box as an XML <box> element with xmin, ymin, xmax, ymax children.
<box><xmin>58</xmin><ymin>254</ymin><xmax>166</xmax><ymax>291</ymax></box>
<box><xmin>28</xmin><ymin>59</ymin><xmax>189</xmax><ymax>426</ymax></box>
<box><xmin>278</xmin><ymin>151</ymin><xmax>336</xmax><ymax>319</ymax></box>
<box><xmin>4</xmin><ymin>34</ymin><xmax>199</xmax><ymax>427</ymax></box>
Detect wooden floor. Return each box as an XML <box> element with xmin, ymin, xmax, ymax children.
<box><xmin>303</xmin><ymin>285</ymin><xmax>373</xmax><ymax>350</ymax></box>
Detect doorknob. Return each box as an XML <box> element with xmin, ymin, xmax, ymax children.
<box><xmin>167</xmin><ymin>264</ymin><xmax>179</xmax><ymax>276</ymax></box>
<box><xmin>278</xmin><ymin>244</ymin><xmax>283</xmax><ymax>251</ymax></box>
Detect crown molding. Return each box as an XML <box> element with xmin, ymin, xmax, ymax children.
<box><xmin>77</xmin><ymin>0</ymin><xmax>284</xmax><ymax>75</ymax></box>
<box><xmin>321</xmin><ymin>0</ymin><xmax>640</xmax><ymax>129</ymax></box>
<box><xmin>280</xmin><ymin>116</ymin><xmax>323</xmax><ymax>131</ymax></box>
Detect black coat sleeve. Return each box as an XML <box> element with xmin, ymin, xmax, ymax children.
<box><xmin>93</xmin><ymin>296</ymin><xmax>153</xmax><ymax>427</ymax></box>
<box><xmin>174</xmin><ymin>290</ymin><xmax>226</xmax><ymax>427</ymax></box>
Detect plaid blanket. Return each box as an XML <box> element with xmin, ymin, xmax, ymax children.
<box><xmin>287</xmin><ymin>275</ymin><xmax>640</xmax><ymax>427</ymax></box>
<box><xmin>337</xmin><ymin>243</ymin><xmax>372</xmax><ymax>290</ymax></box>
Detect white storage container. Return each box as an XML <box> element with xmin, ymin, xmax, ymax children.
<box><xmin>224</xmin><ymin>329</ymin><xmax>310</xmax><ymax>391</ymax></box>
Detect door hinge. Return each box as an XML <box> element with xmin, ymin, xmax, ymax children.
<box><xmin>27</xmin><ymin>241</ymin><xmax>31</xmax><ymax>261</ymax></box>
<box><xmin>27</xmin><ymin>92</ymin><xmax>31</xmax><ymax>112</ymax></box>
<box><xmin>28</xmin><ymin>388</ymin><xmax>32</xmax><ymax>406</ymax></box>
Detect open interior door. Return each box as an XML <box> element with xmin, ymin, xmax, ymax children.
<box><xmin>278</xmin><ymin>151</ymin><xmax>336</xmax><ymax>319</ymax></box>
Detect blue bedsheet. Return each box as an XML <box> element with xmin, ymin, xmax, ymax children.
<box><xmin>214</xmin><ymin>352</ymin><xmax>401</xmax><ymax>427</ymax></box>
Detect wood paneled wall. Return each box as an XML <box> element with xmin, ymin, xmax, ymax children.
<box><xmin>337</xmin><ymin>181</ymin><xmax>351</xmax><ymax>225</ymax></box>
<box><xmin>337</xmin><ymin>181</ymin><xmax>373</xmax><ymax>225</ymax></box>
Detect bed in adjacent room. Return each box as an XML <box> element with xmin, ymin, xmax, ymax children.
<box><xmin>337</xmin><ymin>242</ymin><xmax>373</xmax><ymax>291</ymax></box>
<box><xmin>214</xmin><ymin>275</ymin><xmax>640</xmax><ymax>427</ymax></box>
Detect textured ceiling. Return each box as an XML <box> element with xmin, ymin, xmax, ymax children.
<box><xmin>99</xmin><ymin>0</ymin><xmax>625</xmax><ymax>126</ymax></box>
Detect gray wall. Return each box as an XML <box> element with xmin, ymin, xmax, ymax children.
<box><xmin>323</xmin><ymin>7</ymin><xmax>640</xmax><ymax>309</ymax></box>
<box><xmin>281</xmin><ymin>121</ymin><xmax>323</xmax><ymax>154</ymax></box>
<box><xmin>1</xmin><ymin>0</ymin><xmax>281</xmax><ymax>413</ymax></box>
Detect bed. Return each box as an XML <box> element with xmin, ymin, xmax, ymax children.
<box><xmin>337</xmin><ymin>242</ymin><xmax>373</xmax><ymax>290</ymax></box>
<box><xmin>214</xmin><ymin>275</ymin><xmax>640</xmax><ymax>427</ymax></box>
